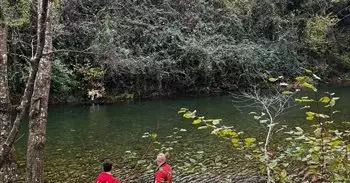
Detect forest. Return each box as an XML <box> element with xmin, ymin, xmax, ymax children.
<box><xmin>6</xmin><ymin>0</ymin><xmax>350</xmax><ymax>103</ymax></box>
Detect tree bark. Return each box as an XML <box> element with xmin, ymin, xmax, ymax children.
<box><xmin>25</xmin><ymin>1</ymin><xmax>52</xmax><ymax>182</ymax></box>
<box><xmin>0</xmin><ymin>10</ymin><xmax>19</xmax><ymax>183</ymax></box>
<box><xmin>0</xmin><ymin>0</ymin><xmax>49</xmax><ymax>182</ymax></box>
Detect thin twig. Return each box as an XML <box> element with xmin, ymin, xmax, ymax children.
<box><xmin>14</xmin><ymin>133</ymin><xmax>25</xmax><ymax>143</ymax></box>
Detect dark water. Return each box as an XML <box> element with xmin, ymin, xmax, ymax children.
<box><xmin>15</xmin><ymin>85</ymin><xmax>350</xmax><ymax>182</ymax></box>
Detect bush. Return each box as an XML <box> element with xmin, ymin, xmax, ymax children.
<box><xmin>50</xmin><ymin>60</ymin><xmax>78</xmax><ymax>101</ymax></box>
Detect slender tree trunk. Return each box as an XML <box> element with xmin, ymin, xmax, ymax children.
<box><xmin>0</xmin><ymin>0</ymin><xmax>49</xmax><ymax>182</ymax></box>
<box><xmin>25</xmin><ymin>1</ymin><xmax>52</xmax><ymax>182</ymax></box>
<box><xmin>0</xmin><ymin>0</ymin><xmax>49</xmax><ymax>167</ymax></box>
<box><xmin>0</xmin><ymin>12</ymin><xmax>19</xmax><ymax>183</ymax></box>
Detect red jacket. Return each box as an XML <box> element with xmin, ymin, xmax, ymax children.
<box><xmin>154</xmin><ymin>163</ymin><xmax>172</xmax><ymax>183</ymax></box>
<box><xmin>95</xmin><ymin>172</ymin><xmax>120</xmax><ymax>183</ymax></box>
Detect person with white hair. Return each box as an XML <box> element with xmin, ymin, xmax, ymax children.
<box><xmin>154</xmin><ymin>153</ymin><xmax>172</xmax><ymax>183</ymax></box>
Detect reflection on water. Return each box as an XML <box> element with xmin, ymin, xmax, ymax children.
<box><xmin>15</xmin><ymin>85</ymin><xmax>349</xmax><ymax>182</ymax></box>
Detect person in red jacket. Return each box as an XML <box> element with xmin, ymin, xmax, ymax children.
<box><xmin>95</xmin><ymin>159</ymin><xmax>120</xmax><ymax>183</ymax></box>
<box><xmin>154</xmin><ymin>153</ymin><xmax>172</xmax><ymax>183</ymax></box>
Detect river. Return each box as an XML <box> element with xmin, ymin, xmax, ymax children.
<box><xmin>15</xmin><ymin>85</ymin><xmax>349</xmax><ymax>182</ymax></box>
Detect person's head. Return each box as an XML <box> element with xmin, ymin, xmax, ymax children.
<box><xmin>156</xmin><ymin>153</ymin><xmax>166</xmax><ymax>166</ymax></box>
<box><xmin>102</xmin><ymin>159</ymin><xmax>113</xmax><ymax>172</ymax></box>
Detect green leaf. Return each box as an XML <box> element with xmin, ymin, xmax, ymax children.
<box><xmin>212</xmin><ymin>119</ymin><xmax>221</xmax><ymax>125</ymax></box>
<box><xmin>296</xmin><ymin>76</ymin><xmax>308</xmax><ymax>82</ymax></box>
<box><xmin>331</xmin><ymin>140</ymin><xmax>343</xmax><ymax>146</ymax></box>
<box><xmin>183</xmin><ymin>112</ymin><xmax>195</xmax><ymax>119</ymax></box>
<box><xmin>151</xmin><ymin>133</ymin><xmax>157</xmax><ymax>139</ymax></box>
<box><xmin>244</xmin><ymin>138</ymin><xmax>256</xmax><ymax>146</ymax></box>
<box><xmin>302</xmin><ymin>82</ymin><xmax>317</xmax><ymax>92</ymax></box>
<box><xmin>282</xmin><ymin>91</ymin><xmax>293</xmax><ymax>95</ymax></box>
<box><xmin>295</xmin><ymin>98</ymin><xmax>314</xmax><ymax>102</ymax></box>
<box><xmin>330</xmin><ymin>99</ymin><xmax>336</xmax><ymax>107</ymax></box>
<box><xmin>192</xmin><ymin>119</ymin><xmax>202</xmax><ymax>125</ymax></box>
<box><xmin>308</xmin><ymin>165</ymin><xmax>319</xmax><ymax>169</ymax></box>
<box><xmin>218</xmin><ymin>129</ymin><xmax>238</xmax><ymax>137</ymax></box>
<box><xmin>306</xmin><ymin>111</ymin><xmax>315</xmax><ymax>120</ymax></box>
<box><xmin>231</xmin><ymin>138</ymin><xmax>240</xmax><ymax>147</ymax></box>
<box><xmin>306</xmin><ymin>116</ymin><xmax>314</xmax><ymax>120</ymax></box>
<box><xmin>231</xmin><ymin>138</ymin><xmax>239</xmax><ymax>144</ymax></box>
<box><xmin>306</xmin><ymin>111</ymin><xmax>315</xmax><ymax>116</ymax></box>
<box><xmin>304</xmin><ymin>69</ymin><xmax>313</xmax><ymax>73</ymax></box>
<box><xmin>319</xmin><ymin>96</ymin><xmax>330</xmax><ymax>103</ymax></box>
<box><xmin>268</xmin><ymin>78</ymin><xmax>278</xmax><ymax>82</ymax></box>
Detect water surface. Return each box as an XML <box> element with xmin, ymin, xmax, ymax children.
<box><xmin>15</xmin><ymin>85</ymin><xmax>350</xmax><ymax>182</ymax></box>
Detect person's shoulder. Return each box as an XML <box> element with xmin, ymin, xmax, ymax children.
<box><xmin>96</xmin><ymin>172</ymin><xmax>104</xmax><ymax>177</ymax></box>
<box><xmin>108</xmin><ymin>174</ymin><xmax>119</xmax><ymax>183</ymax></box>
<box><xmin>164</xmin><ymin>163</ymin><xmax>172</xmax><ymax>170</ymax></box>
<box><xmin>95</xmin><ymin>172</ymin><xmax>106</xmax><ymax>182</ymax></box>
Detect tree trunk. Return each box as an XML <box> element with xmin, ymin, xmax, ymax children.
<box><xmin>0</xmin><ymin>0</ymin><xmax>50</xmax><ymax>181</ymax></box>
<box><xmin>0</xmin><ymin>0</ymin><xmax>49</xmax><ymax>173</ymax></box>
<box><xmin>0</xmin><ymin>8</ymin><xmax>19</xmax><ymax>183</ymax></box>
<box><xmin>25</xmin><ymin>1</ymin><xmax>52</xmax><ymax>182</ymax></box>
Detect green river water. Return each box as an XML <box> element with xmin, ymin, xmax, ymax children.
<box><xmin>15</xmin><ymin>85</ymin><xmax>349</xmax><ymax>182</ymax></box>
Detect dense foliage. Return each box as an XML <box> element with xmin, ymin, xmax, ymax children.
<box><xmin>7</xmin><ymin>0</ymin><xmax>350</xmax><ymax>102</ymax></box>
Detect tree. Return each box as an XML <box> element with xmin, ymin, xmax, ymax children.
<box><xmin>238</xmin><ymin>87</ymin><xmax>294</xmax><ymax>183</ymax></box>
<box><xmin>0</xmin><ymin>0</ymin><xmax>49</xmax><ymax>181</ymax></box>
<box><xmin>0</xmin><ymin>2</ymin><xmax>19</xmax><ymax>181</ymax></box>
<box><xmin>25</xmin><ymin>0</ymin><xmax>52</xmax><ymax>182</ymax></box>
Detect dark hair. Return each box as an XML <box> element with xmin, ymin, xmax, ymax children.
<box><xmin>103</xmin><ymin>159</ymin><xmax>113</xmax><ymax>172</ymax></box>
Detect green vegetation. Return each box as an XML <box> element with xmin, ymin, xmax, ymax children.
<box><xmin>6</xmin><ymin>0</ymin><xmax>350</xmax><ymax>103</ymax></box>
<box><xmin>179</xmin><ymin>70</ymin><xmax>350</xmax><ymax>182</ymax></box>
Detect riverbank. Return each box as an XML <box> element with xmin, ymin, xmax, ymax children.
<box><xmin>49</xmin><ymin>77</ymin><xmax>350</xmax><ymax>105</ymax></box>
<box><xmin>8</xmin><ymin>77</ymin><xmax>350</xmax><ymax>108</ymax></box>
<box><xmin>47</xmin><ymin>87</ymin><xmax>229</xmax><ymax>105</ymax></box>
